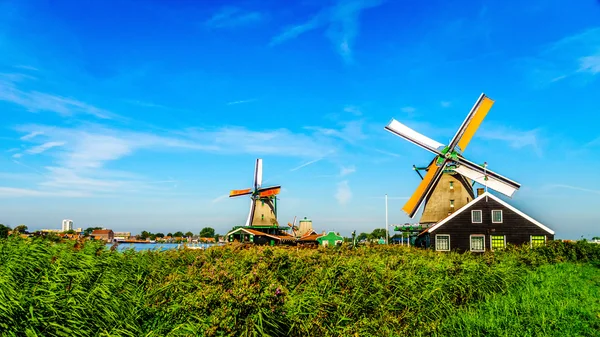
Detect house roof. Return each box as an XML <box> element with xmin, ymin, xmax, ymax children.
<box><xmin>298</xmin><ymin>234</ymin><xmax>323</xmax><ymax>241</ymax></box>
<box><xmin>91</xmin><ymin>229</ymin><xmax>113</xmax><ymax>235</ymax></box>
<box><xmin>427</xmin><ymin>191</ymin><xmax>554</xmax><ymax>235</ymax></box>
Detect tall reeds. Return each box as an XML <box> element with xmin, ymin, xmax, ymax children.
<box><xmin>0</xmin><ymin>238</ymin><xmax>597</xmax><ymax>336</ymax></box>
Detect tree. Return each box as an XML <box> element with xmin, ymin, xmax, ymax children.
<box><xmin>185</xmin><ymin>231</ymin><xmax>194</xmax><ymax>238</ymax></box>
<box><xmin>0</xmin><ymin>224</ymin><xmax>10</xmax><ymax>239</ymax></box>
<box><xmin>357</xmin><ymin>232</ymin><xmax>368</xmax><ymax>242</ymax></box>
<box><xmin>140</xmin><ymin>231</ymin><xmax>151</xmax><ymax>240</ymax></box>
<box><xmin>214</xmin><ymin>234</ymin><xmax>221</xmax><ymax>242</ymax></box>
<box><xmin>199</xmin><ymin>227</ymin><xmax>215</xmax><ymax>238</ymax></box>
<box><xmin>370</xmin><ymin>228</ymin><xmax>386</xmax><ymax>240</ymax></box>
<box><xmin>64</xmin><ymin>229</ymin><xmax>76</xmax><ymax>235</ymax></box>
<box><xmin>84</xmin><ymin>227</ymin><xmax>103</xmax><ymax>237</ymax></box>
<box><xmin>166</xmin><ymin>232</ymin><xmax>173</xmax><ymax>237</ymax></box>
<box><xmin>13</xmin><ymin>225</ymin><xmax>28</xmax><ymax>234</ymax></box>
<box><xmin>173</xmin><ymin>231</ymin><xmax>184</xmax><ymax>238</ymax></box>
<box><xmin>155</xmin><ymin>233</ymin><xmax>164</xmax><ymax>238</ymax></box>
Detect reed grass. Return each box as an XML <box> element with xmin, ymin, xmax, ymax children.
<box><xmin>0</xmin><ymin>237</ymin><xmax>598</xmax><ymax>336</ymax></box>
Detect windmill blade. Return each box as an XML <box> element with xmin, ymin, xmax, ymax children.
<box><xmin>254</xmin><ymin>158</ymin><xmax>263</xmax><ymax>189</ymax></box>
<box><xmin>403</xmin><ymin>159</ymin><xmax>447</xmax><ymax>218</ymax></box>
<box><xmin>385</xmin><ymin>119</ymin><xmax>444</xmax><ymax>155</ymax></box>
<box><xmin>447</xmin><ymin>93</ymin><xmax>494</xmax><ymax>153</ymax></box>
<box><xmin>452</xmin><ymin>159</ymin><xmax>520</xmax><ymax>197</ymax></box>
<box><xmin>230</xmin><ymin>188</ymin><xmax>252</xmax><ymax>197</ymax></box>
<box><xmin>244</xmin><ymin>198</ymin><xmax>255</xmax><ymax>227</ymax></box>
<box><xmin>258</xmin><ymin>186</ymin><xmax>281</xmax><ymax>197</ymax></box>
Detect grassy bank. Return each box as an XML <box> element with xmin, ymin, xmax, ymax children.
<box><xmin>435</xmin><ymin>263</ymin><xmax>600</xmax><ymax>337</ymax></box>
<box><xmin>0</xmin><ymin>238</ymin><xmax>598</xmax><ymax>336</ymax></box>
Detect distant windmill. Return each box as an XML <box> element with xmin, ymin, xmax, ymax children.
<box><xmin>229</xmin><ymin>159</ymin><xmax>282</xmax><ymax>227</ymax></box>
<box><xmin>287</xmin><ymin>216</ymin><xmax>298</xmax><ymax>236</ymax></box>
<box><xmin>384</xmin><ymin>93</ymin><xmax>521</xmax><ymax>220</ymax></box>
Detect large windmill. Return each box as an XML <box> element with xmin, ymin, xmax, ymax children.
<box><xmin>384</xmin><ymin>93</ymin><xmax>520</xmax><ymax>222</ymax></box>
<box><xmin>229</xmin><ymin>158</ymin><xmax>282</xmax><ymax>227</ymax></box>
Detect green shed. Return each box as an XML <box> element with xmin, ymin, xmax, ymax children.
<box><xmin>316</xmin><ymin>231</ymin><xmax>343</xmax><ymax>247</ymax></box>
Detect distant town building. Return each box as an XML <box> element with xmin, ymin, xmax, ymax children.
<box><xmin>113</xmin><ymin>232</ymin><xmax>131</xmax><ymax>241</ymax></box>
<box><xmin>61</xmin><ymin>219</ymin><xmax>73</xmax><ymax>232</ymax></box>
<box><xmin>91</xmin><ymin>229</ymin><xmax>114</xmax><ymax>242</ymax></box>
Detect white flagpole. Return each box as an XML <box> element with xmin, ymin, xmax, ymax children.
<box><xmin>385</xmin><ymin>194</ymin><xmax>389</xmax><ymax>245</ymax></box>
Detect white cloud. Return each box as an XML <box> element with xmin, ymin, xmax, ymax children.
<box><xmin>335</xmin><ymin>180</ymin><xmax>352</xmax><ymax>205</ymax></box>
<box><xmin>441</xmin><ymin>101</ymin><xmax>451</xmax><ymax>108</ymax></box>
<box><xmin>0</xmin><ymin>77</ymin><xmax>116</xmax><ymax>119</ymax></box>
<box><xmin>578</xmin><ymin>55</ymin><xmax>600</xmax><ymax>75</ymax></box>
<box><xmin>339</xmin><ymin>165</ymin><xmax>356</xmax><ymax>176</ymax></box>
<box><xmin>290</xmin><ymin>157</ymin><xmax>324</xmax><ymax>172</ymax></box>
<box><xmin>20</xmin><ymin>131</ymin><xmax>43</xmax><ymax>140</ymax></box>
<box><xmin>522</xmin><ymin>27</ymin><xmax>600</xmax><ymax>85</ymax></box>
<box><xmin>401</xmin><ymin>106</ymin><xmax>416</xmax><ymax>114</ymax></box>
<box><xmin>543</xmin><ymin>184</ymin><xmax>600</xmax><ymax>195</ymax></box>
<box><xmin>26</xmin><ymin>141</ymin><xmax>65</xmax><ymax>155</ymax></box>
<box><xmin>211</xmin><ymin>194</ymin><xmax>230</xmax><ymax>203</ymax></box>
<box><xmin>270</xmin><ymin>0</ymin><xmax>385</xmax><ymax>63</ymax></box>
<box><xmin>205</xmin><ymin>7</ymin><xmax>263</xmax><ymax>29</ymax></box>
<box><xmin>226</xmin><ymin>99</ymin><xmax>257</xmax><ymax>105</ymax></box>
<box><xmin>478</xmin><ymin>125</ymin><xmax>543</xmax><ymax>157</ymax></box>
<box><xmin>0</xmin><ymin>187</ymin><xmax>88</xmax><ymax>198</ymax></box>
<box><xmin>305</xmin><ymin>120</ymin><xmax>366</xmax><ymax>144</ymax></box>
<box><xmin>343</xmin><ymin>105</ymin><xmax>362</xmax><ymax>116</ymax></box>
<box><xmin>8</xmin><ymin>122</ymin><xmax>341</xmax><ymax>196</ymax></box>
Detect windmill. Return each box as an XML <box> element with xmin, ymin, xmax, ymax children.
<box><xmin>229</xmin><ymin>159</ymin><xmax>282</xmax><ymax>227</ymax></box>
<box><xmin>384</xmin><ymin>93</ymin><xmax>521</xmax><ymax>220</ymax></box>
<box><xmin>287</xmin><ymin>216</ymin><xmax>298</xmax><ymax>237</ymax></box>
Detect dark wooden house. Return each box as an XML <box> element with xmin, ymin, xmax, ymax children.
<box><xmin>415</xmin><ymin>191</ymin><xmax>554</xmax><ymax>252</ymax></box>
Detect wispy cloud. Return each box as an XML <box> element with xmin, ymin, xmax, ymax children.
<box><xmin>205</xmin><ymin>7</ymin><xmax>263</xmax><ymax>29</ymax></box>
<box><xmin>522</xmin><ymin>27</ymin><xmax>600</xmax><ymax>85</ymax></box>
<box><xmin>226</xmin><ymin>98</ymin><xmax>257</xmax><ymax>105</ymax></box>
<box><xmin>441</xmin><ymin>101</ymin><xmax>451</xmax><ymax>108</ymax></box>
<box><xmin>478</xmin><ymin>125</ymin><xmax>543</xmax><ymax>157</ymax></box>
<box><xmin>543</xmin><ymin>184</ymin><xmax>600</xmax><ymax>195</ymax></box>
<box><xmin>339</xmin><ymin>165</ymin><xmax>356</xmax><ymax>176</ymax></box>
<box><xmin>0</xmin><ymin>187</ymin><xmax>88</xmax><ymax>198</ymax></box>
<box><xmin>13</xmin><ymin>141</ymin><xmax>66</xmax><ymax>158</ymax></box>
<box><xmin>270</xmin><ymin>0</ymin><xmax>385</xmax><ymax>63</ymax></box>
<box><xmin>305</xmin><ymin>120</ymin><xmax>366</xmax><ymax>144</ymax></box>
<box><xmin>20</xmin><ymin>131</ymin><xmax>43</xmax><ymax>140</ymax></box>
<box><xmin>343</xmin><ymin>105</ymin><xmax>362</xmax><ymax>116</ymax></box>
<box><xmin>211</xmin><ymin>194</ymin><xmax>230</xmax><ymax>203</ymax></box>
<box><xmin>0</xmin><ymin>76</ymin><xmax>117</xmax><ymax>119</ymax></box>
<box><xmin>290</xmin><ymin>157</ymin><xmax>324</xmax><ymax>172</ymax></box>
<box><xmin>14</xmin><ymin>65</ymin><xmax>39</xmax><ymax>71</ymax></box>
<box><xmin>401</xmin><ymin>106</ymin><xmax>416</xmax><ymax>114</ymax></box>
<box><xmin>8</xmin><ymin>121</ymin><xmax>342</xmax><ymax>197</ymax></box>
<box><xmin>335</xmin><ymin>180</ymin><xmax>352</xmax><ymax>205</ymax></box>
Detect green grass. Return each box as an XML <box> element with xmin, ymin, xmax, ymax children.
<box><xmin>433</xmin><ymin>263</ymin><xmax>600</xmax><ymax>337</ymax></box>
<box><xmin>0</xmin><ymin>237</ymin><xmax>598</xmax><ymax>336</ymax></box>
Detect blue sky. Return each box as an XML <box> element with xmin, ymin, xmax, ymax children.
<box><xmin>1</xmin><ymin>0</ymin><xmax>599</xmax><ymax>239</ymax></box>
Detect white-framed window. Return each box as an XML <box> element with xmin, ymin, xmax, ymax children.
<box><xmin>435</xmin><ymin>234</ymin><xmax>450</xmax><ymax>251</ymax></box>
<box><xmin>449</xmin><ymin>181</ymin><xmax>454</xmax><ymax>189</ymax></box>
<box><xmin>492</xmin><ymin>210</ymin><xmax>503</xmax><ymax>223</ymax></box>
<box><xmin>530</xmin><ymin>235</ymin><xmax>546</xmax><ymax>248</ymax></box>
<box><xmin>471</xmin><ymin>210</ymin><xmax>482</xmax><ymax>223</ymax></box>
<box><xmin>490</xmin><ymin>235</ymin><xmax>506</xmax><ymax>251</ymax></box>
<box><xmin>470</xmin><ymin>234</ymin><xmax>485</xmax><ymax>252</ymax></box>
<box><xmin>450</xmin><ymin>199</ymin><xmax>455</xmax><ymax>208</ymax></box>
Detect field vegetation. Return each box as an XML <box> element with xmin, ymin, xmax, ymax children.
<box><xmin>0</xmin><ymin>237</ymin><xmax>598</xmax><ymax>336</ymax></box>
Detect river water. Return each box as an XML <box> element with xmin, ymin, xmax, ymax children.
<box><xmin>107</xmin><ymin>242</ymin><xmax>219</xmax><ymax>252</ymax></box>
